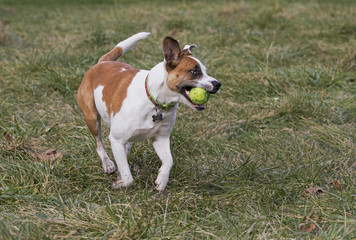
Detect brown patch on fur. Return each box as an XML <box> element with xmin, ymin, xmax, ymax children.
<box><xmin>98</xmin><ymin>47</ymin><xmax>123</xmax><ymax>63</ymax></box>
<box><xmin>78</xmin><ymin>61</ymin><xmax>139</xmax><ymax>121</ymax></box>
<box><xmin>77</xmin><ymin>73</ymin><xmax>99</xmax><ymax>137</ymax></box>
<box><xmin>166</xmin><ymin>56</ymin><xmax>199</xmax><ymax>91</ymax></box>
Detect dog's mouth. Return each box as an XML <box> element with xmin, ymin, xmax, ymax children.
<box><xmin>180</xmin><ymin>86</ymin><xmax>206</xmax><ymax>110</ymax></box>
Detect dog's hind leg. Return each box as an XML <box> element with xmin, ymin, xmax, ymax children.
<box><xmin>93</xmin><ymin>115</ymin><xmax>116</xmax><ymax>174</ymax></box>
<box><xmin>77</xmin><ymin>84</ymin><xmax>116</xmax><ymax>174</ymax></box>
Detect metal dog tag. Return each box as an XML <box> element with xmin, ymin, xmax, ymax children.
<box><xmin>152</xmin><ymin>114</ymin><xmax>163</xmax><ymax>122</ymax></box>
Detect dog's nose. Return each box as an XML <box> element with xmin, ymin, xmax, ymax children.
<box><xmin>211</xmin><ymin>81</ymin><xmax>221</xmax><ymax>93</ymax></box>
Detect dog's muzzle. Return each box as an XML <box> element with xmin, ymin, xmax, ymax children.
<box><xmin>210</xmin><ymin>80</ymin><xmax>221</xmax><ymax>94</ymax></box>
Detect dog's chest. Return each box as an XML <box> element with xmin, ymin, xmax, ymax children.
<box><xmin>112</xmin><ymin>107</ymin><xmax>176</xmax><ymax>142</ymax></box>
<box><xmin>93</xmin><ymin>70</ymin><xmax>177</xmax><ymax>142</ymax></box>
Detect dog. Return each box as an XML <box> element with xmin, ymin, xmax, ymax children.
<box><xmin>77</xmin><ymin>32</ymin><xmax>221</xmax><ymax>192</ymax></box>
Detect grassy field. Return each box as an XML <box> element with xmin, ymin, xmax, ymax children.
<box><xmin>0</xmin><ymin>0</ymin><xmax>355</xmax><ymax>239</ymax></box>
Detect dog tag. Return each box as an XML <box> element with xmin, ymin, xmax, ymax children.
<box><xmin>152</xmin><ymin>114</ymin><xmax>163</xmax><ymax>122</ymax></box>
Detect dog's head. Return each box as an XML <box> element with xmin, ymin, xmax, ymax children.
<box><xmin>162</xmin><ymin>36</ymin><xmax>221</xmax><ymax>110</ymax></box>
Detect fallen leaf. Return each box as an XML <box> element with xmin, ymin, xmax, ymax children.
<box><xmin>28</xmin><ymin>148</ymin><xmax>63</xmax><ymax>162</ymax></box>
<box><xmin>298</xmin><ymin>214</ymin><xmax>322</xmax><ymax>233</ymax></box>
<box><xmin>302</xmin><ymin>187</ymin><xmax>324</xmax><ymax>197</ymax></box>
<box><xmin>323</xmin><ymin>179</ymin><xmax>342</xmax><ymax>190</ymax></box>
<box><xmin>3</xmin><ymin>132</ymin><xmax>12</xmax><ymax>144</ymax></box>
<box><xmin>300</xmin><ymin>222</ymin><xmax>317</xmax><ymax>233</ymax></box>
<box><xmin>2</xmin><ymin>132</ymin><xmax>18</xmax><ymax>151</ymax></box>
<box><xmin>330</xmin><ymin>180</ymin><xmax>341</xmax><ymax>190</ymax></box>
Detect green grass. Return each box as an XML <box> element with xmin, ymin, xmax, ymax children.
<box><xmin>0</xmin><ymin>0</ymin><xmax>355</xmax><ymax>239</ymax></box>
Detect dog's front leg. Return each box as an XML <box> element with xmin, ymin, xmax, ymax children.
<box><xmin>110</xmin><ymin>137</ymin><xmax>134</xmax><ymax>188</ymax></box>
<box><xmin>152</xmin><ymin>137</ymin><xmax>173</xmax><ymax>192</ymax></box>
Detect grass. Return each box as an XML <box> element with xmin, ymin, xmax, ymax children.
<box><xmin>0</xmin><ymin>0</ymin><xmax>355</xmax><ymax>239</ymax></box>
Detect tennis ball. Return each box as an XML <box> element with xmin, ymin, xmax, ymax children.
<box><xmin>189</xmin><ymin>87</ymin><xmax>210</xmax><ymax>105</ymax></box>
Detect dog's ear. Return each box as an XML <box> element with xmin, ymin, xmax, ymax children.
<box><xmin>182</xmin><ymin>44</ymin><xmax>197</xmax><ymax>55</ymax></box>
<box><xmin>163</xmin><ymin>36</ymin><xmax>182</xmax><ymax>69</ymax></box>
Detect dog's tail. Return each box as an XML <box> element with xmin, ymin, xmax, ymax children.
<box><xmin>98</xmin><ymin>32</ymin><xmax>151</xmax><ymax>63</ymax></box>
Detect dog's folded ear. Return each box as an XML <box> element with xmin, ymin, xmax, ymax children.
<box><xmin>182</xmin><ymin>44</ymin><xmax>197</xmax><ymax>55</ymax></box>
<box><xmin>163</xmin><ymin>36</ymin><xmax>182</xmax><ymax>69</ymax></box>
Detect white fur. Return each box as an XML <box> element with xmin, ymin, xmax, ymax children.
<box><xmin>116</xmin><ymin>32</ymin><xmax>151</xmax><ymax>54</ymax></box>
<box><xmin>94</xmin><ymin>85</ymin><xmax>111</xmax><ymax>126</ymax></box>
<box><xmin>183</xmin><ymin>44</ymin><xmax>197</xmax><ymax>54</ymax></box>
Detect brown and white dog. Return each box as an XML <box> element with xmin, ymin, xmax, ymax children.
<box><xmin>77</xmin><ymin>32</ymin><xmax>221</xmax><ymax>191</ymax></box>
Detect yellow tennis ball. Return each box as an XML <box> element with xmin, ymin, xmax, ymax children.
<box><xmin>189</xmin><ymin>87</ymin><xmax>210</xmax><ymax>105</ymax></box>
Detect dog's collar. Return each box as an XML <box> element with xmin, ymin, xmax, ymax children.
<box><xmin>145</xmin><ymin>74</ymin><xmax>175</xmax><ymax>110</ymax></box>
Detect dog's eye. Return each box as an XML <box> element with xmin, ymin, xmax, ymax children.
<box><xmin>189</xmin><ymin>66</ymin><xmax>202</xmax><ymax>77</ymax></box>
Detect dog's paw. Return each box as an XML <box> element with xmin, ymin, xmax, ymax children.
<box><xmin>112</xmin><ymin>177</ymin><xmax>134</xmax><ymax>189</ymax></box>
<box><xmin>155</xmin><ymin>175</ymin><xmax>169</xmax><ymax>192</ymax></box>
<box><xmin>103</xmin><ymin>159</ymin><xmax>116</xmax><ymax>174</ymax></box>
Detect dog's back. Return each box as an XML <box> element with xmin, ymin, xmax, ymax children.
<box><xmin>77</xmin><ymin>32</ymin><xmax>150</xmax><ymax>127</ymax></box>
